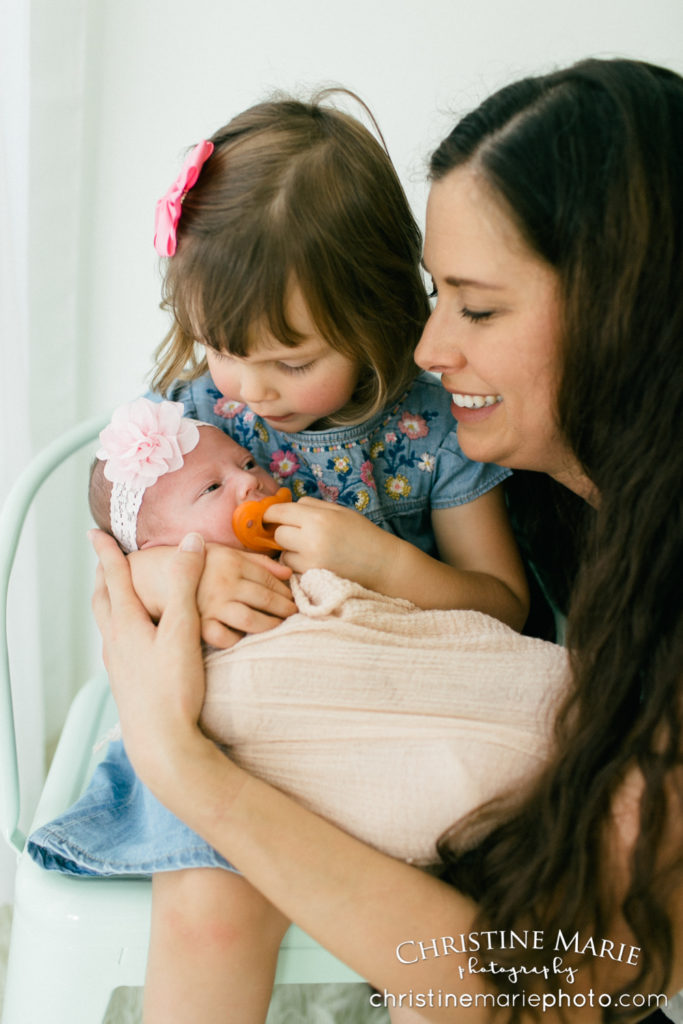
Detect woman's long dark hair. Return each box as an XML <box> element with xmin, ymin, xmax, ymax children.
<box><xmin>434</xmin><ymin>59</ymin><xmax>683</xmax><ymax>1018</ymax></box>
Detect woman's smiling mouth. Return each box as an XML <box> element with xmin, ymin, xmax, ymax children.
<box><xmin>451</xmin><ymin>392</ymin><xmax>502</xmax><ymax>408</ymax></box>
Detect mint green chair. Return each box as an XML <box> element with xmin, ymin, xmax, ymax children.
<box><xmin>0</xmin><ymin>417</ymin><xmax>362</xmax><ymax>1023</ymax></box>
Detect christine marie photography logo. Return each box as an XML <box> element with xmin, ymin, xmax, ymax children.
<box><xmin>366</xmin><ymin>929</ymin><xmax>669</xmax><ymax>1014</ymax></box>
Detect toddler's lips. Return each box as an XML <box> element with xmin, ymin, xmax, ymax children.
<box><xmin>260</xmin><ymin>413</ymin><xmax>295</xmax><ymax>425</ymax></box>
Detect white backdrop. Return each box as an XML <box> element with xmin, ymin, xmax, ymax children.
<box><xmin>2</xmin><ymin>0</ymin><xmax>682</xmax><ymax>903</ymax></box>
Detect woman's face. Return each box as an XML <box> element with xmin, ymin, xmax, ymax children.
<box><xmin>416</xmin><ymin>167</ymin><xmax>580</xmax><ymax>484</ymax></box>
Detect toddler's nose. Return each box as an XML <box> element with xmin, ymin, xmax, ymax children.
<box><xmin>239</xmin><ymin>366</ymin><xmax>277</xmax><ymax>404</ymax></box>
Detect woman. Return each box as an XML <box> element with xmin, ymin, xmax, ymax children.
<box><xmin>91</xmin><ymin>57</ymin><xmax>683</xmax><ymax>1020</ymax></box>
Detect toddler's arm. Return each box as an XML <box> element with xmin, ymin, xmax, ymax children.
<box><xmin>127</xmin><ymin>542</ymin><xmax>295</xmax><ymax>648</ymax></box>
<box><xmin>265</xmin><ymin>486</ymin><xmax>528</xmax><ymax>631</ymax></box>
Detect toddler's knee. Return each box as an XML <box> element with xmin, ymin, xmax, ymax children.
<box><xmin>153</xmin><ymin>869</ymin><xmax>287</xmax><ymax>953</ymax></box>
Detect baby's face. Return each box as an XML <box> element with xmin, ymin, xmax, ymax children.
<box><xmin>138</xmin><ymin>426</ymin><xmax>279</xmax><ymax>550</ymax></box>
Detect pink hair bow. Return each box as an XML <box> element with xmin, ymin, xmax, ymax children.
<box><xmin>153</xmin><ymin>139</ymin><xmax>214</xmax><ymax>257</ymax></box>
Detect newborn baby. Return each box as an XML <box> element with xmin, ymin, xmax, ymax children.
<box><xmin>89</xmin><ymin>397</ymin><xmax>279</xmax><ymax>552</ymax></box>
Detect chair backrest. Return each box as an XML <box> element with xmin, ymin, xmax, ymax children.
<box><xmin>0</xmin><ymin>415</ymin><xmax>109</xmax><ymax>855</ymax></box>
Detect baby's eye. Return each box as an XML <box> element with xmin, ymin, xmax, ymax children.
<box><xmin>242</xmin><ymin>457</ymin><xmax>257</xmax><ymax>471</ymax></box>
<box><xmin>202</xmin><ymin>482</ymin><xmax>221</xmax><ymax>495</ymax></box>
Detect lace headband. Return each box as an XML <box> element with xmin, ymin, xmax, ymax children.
<box><xmin>97</xmin><ymin>398</ymin><xmax>200</xmax><ymax>553</ymax></box>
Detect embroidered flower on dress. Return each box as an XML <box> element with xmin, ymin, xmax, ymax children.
<box><xmin>398</xmin><ymin>412</ymin><xmax>429</xmax><ymax>439</ymax></box>
<box><xmin>370</xmin><ymin>441</ymin><xmax>385</xmax><ymax>459</ymax></box>
<box><xmin>360</xmin><ymin>460</ymin><xmax>376</xmax><ymax>489</ymax></box>
<box><xmin>385</xmin><ymin>431</ymin><xmax>398</xmax><ymax>444</ymax></box>
<box><xmin>355</xmin><ymin>491</ymin><xmax>370</xmax><ymax>512</ymax></box>
<box><xmin>255</xmin><ymin>423</ymin><xmax>269</xmax><ymax>442</ymax></box>
<box><xmin>318</xmin><ymin>481</ymin><xmax>340</xmax><ymax>502</ymax></box>
<box><xmin>214</xmin><ymin>398</ymin><xmax>246</xmax><ymax>419</ymax></box>
<box><xmin>97</xmin><ymin>398</ymin><xmax>199</xmax><ymax>490</ymax></box>
<box><xmin>384</xmin><ymin>474</ymin><xmax>412</xmax><ymax>500</ymax></box>
<box><xmin>418</xmin><ymin>453</ymin><xmax>436</xmax><ymax>472</ymax></box>
<box><xmin>292</xmin><ymin>479</ymin><xmax>308</xmax><ymax>499</ymax></box>
<box><xmin>311</xmin><ymin>463</ymin><xmax>324</xmax><ymax>479</ymax></box>
<box><xmin>332</xmin><ymin>455</ymin><xmax>351</xmax><ymax>474</ymax></box>
<box><xmin>270</xmin><ymin>450</ymin><xmax>300</xmax><ymax>478</ymax></box>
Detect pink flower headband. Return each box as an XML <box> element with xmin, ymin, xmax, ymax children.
<box><xmin>97</xmin><ymin>398</ymin><xmax>200</xmax><ymax>552</ymax></box>
<box><xmin>153</xmin><ymin>139</ymin><xmax>214</xmax><ymax>257</ymax></box>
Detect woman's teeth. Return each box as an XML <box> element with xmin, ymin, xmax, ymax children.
<box><xmin>452</xmin><ymin>393</ymin><xmax>502</xmax><ymax>409</ymax></box>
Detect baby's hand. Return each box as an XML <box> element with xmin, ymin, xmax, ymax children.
<box><xmin>264</xmin><ymin>497</ymin><xmax>397</xmax><ymax>590</ymax></box>
<box><xmin>197</xmin><ymin>544</ymin><xmax>295</xmax><ymax>648</ymax></box>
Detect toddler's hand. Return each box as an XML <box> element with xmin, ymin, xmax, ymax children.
<box><xmin>197</xmin><ymin>543</ymin><xmax>295</xmax><ymax>648</ymax></box>
<box><xmin>264</xmin><ymin>497</ymin><xmax>397</xmax><ymax>590</ymax></box>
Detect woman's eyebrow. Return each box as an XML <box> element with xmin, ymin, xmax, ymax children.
<box><xmin>444</xmin><ymin>276</ymin><xmax>504</xmax><ymax>290</ymax></box>
<box><xmin>420</xmin><ymin>261</ymin><xmax>503</xmax><ymax>291</ymax></box>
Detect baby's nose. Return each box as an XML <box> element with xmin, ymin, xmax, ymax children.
<box><xmin>236</xmin><ymin>473</ymin><xmax>267</xmax><ymax>503</ymax></box>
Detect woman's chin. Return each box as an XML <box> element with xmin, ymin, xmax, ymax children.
<box><xmin>453</xmin><ymin>418</ymin><xmax>511</xmax><ymax>469</ymax></box>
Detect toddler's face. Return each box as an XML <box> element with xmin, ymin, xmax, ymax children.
<box><xmin>137</xmin><ymin>426</ymin><xmax>278</xmax><ymax>549</ymax></box>
<box><xmin>203</xmin><ymin>286</ymin><xmax>359</xmax><ymax>433</ymax></box>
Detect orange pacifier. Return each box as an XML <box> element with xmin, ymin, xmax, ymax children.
<box><xmin>232</xmin><ymin>487</ymin><xmax>292</xmax><ymax>553</ymax></box>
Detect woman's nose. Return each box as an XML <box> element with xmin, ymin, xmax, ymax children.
<box><xmin>414</xmin><ymin>309</ymin><xmax>466</xmax><ymax>375</ymax></box>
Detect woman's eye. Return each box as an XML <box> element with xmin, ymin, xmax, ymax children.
<box><xmin>460</xmin><ymin>307</ymin><xmax>494</xmax><ymax>323</ymax></box>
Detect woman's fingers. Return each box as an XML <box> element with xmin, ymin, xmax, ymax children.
<box><xmin>90</xmin><ymin>529</ymin><xmax>146</xmax><ymax>636</ymax></box>
<box><xmin>158</xmin><ymin>532</ymin><xmax>207</xmax><ymax>642</ymax></box>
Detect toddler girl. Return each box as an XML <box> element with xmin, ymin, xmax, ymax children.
<box><xmin>145</xmin><ymin>90</ymin><xmax>529</xmax><ymax>636</ymax></box>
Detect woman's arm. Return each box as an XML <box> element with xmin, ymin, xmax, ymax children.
<box><xmin>90</xmin><ymin>530</ymin><xmax>667</xmax><ymax>1021</ymax></box>
<box><xmin>265</xmin><ymin>486</ymin><xmax>529</xmax><ymax>630</ymax></box>
<box><xmin>127</xmin><ymin>542</ymin><xmax>295</xmax><ymax>647</ymax></box>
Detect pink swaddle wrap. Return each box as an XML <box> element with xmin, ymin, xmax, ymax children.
<box><xmin>200</xmin><ymin>569</ymin><xmax>569</xmax><ymax>866</ymax></box>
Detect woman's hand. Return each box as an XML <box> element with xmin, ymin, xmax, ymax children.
<box><xmin>128</xmin><ymin>542</ymin><xmax>296</xmax><ymax>648</ymax></box>
<box><xmin>264</xmin><ymin>497</ymin><xmax>398</xmax><ymax>590</ymax></box>
<box><xmin>90</xmin><ymin>529</ymin><xmax>209</xmax><ymax>781</ymax></box>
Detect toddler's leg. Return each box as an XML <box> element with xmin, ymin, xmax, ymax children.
<box><xmin>144</xmin><ymin>867</ymin><xmax>289</xmax><ymax>1024</ymax></box>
